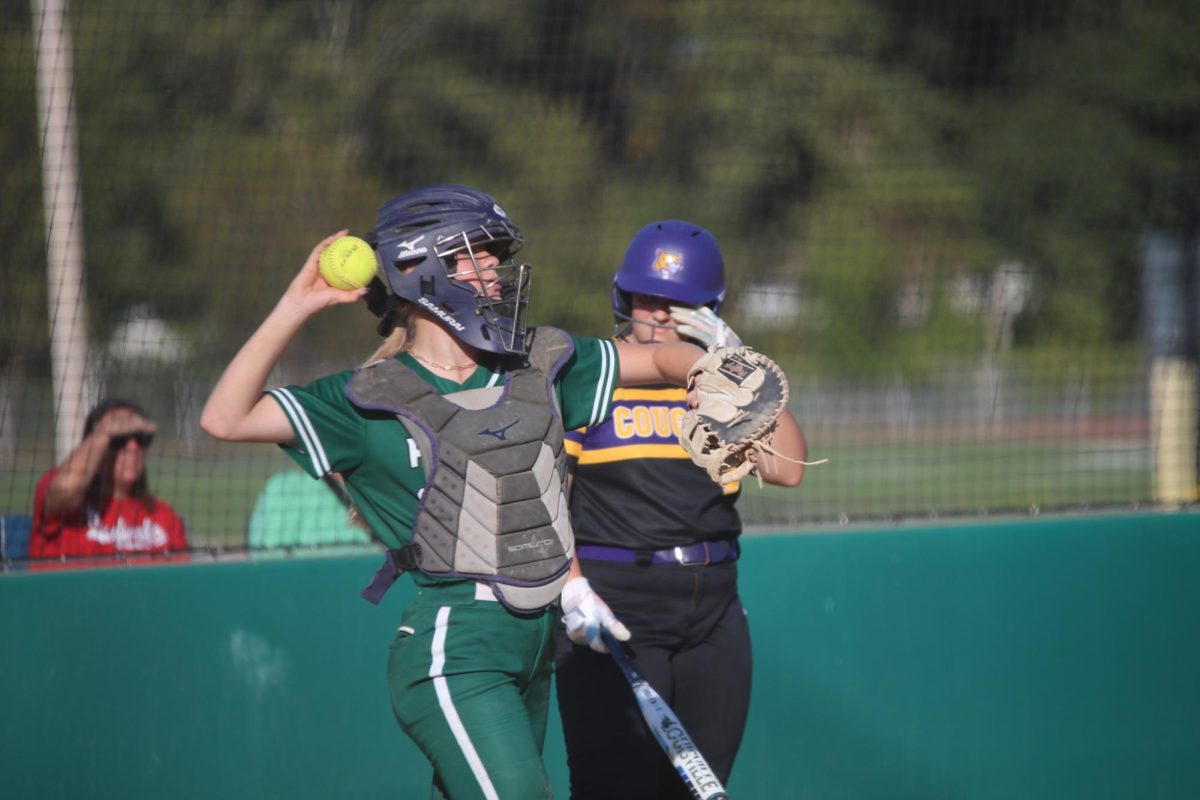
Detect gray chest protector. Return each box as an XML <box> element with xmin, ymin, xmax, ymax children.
<box><xmin>347</xmin><ymin>327</ymin><xmax>576</xmax><ymax>614</ymax></box>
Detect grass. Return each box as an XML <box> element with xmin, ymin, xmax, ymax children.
<box><xmin>738</xmin><ymin>437</ymin><xmax>1153</xmax><ymax>527</ymax></box>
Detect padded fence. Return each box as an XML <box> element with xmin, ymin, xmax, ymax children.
<box><xmin>2</xmin><ymin>512</ymin><xmax>1197</xmax><ymax>799</ymax></box>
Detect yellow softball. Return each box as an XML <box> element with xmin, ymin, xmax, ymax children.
<box><xmin>318</xmin><ymin>235</ymin><xmax>378</xmax><ymax>290</ymax></box>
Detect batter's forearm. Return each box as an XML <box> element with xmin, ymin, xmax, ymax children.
<box><xmin>758</xmin><ymin>410</ymin><xmax>808</xmax><ymax>487</ymax></box>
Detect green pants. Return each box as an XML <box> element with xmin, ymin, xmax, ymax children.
<box><xmin>388</xmin><ymin>580</ymin><xmax>557</xmax><ymax>800</ymax></box>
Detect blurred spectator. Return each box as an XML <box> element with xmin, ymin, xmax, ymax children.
<box><xmin>30</xmin><ymin>398</ymin><xmax>188</xmax><ymax>560</ymax></box>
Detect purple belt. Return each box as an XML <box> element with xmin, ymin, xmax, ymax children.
<box><xmin>576</xmin><ymin>540</ymin><xmax>739</xmax><ymax>566</ymax></box>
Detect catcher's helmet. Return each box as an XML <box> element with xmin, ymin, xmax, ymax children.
<box><xmin>369</xmin><ymin>184</ymin><xmax>531</xmax><ymax>356</ymax></box>
<box><xmin>611</xmin><ymin>220</ymin><xmax>725</xmax><ymax>327</ymax></box>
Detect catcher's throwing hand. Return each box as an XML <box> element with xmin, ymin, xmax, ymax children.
<box><xmin>680</xmin><ymin>346</ymin><xmax>827</xmax><ymax>485</ymax></box>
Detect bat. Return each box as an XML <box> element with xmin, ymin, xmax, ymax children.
<box><xmin>600</xmin><ymin>629</ymin><xmax>730</xmax><ymax>800</ymax></box>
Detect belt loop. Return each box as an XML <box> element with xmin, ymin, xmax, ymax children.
<box><xmin>673</xmin><ymin>546</ymin><xmax>684</xmax><ymax>565</ymax></box>
<box><xmin>702</xmin><ymin>541</ymin><xmax>711</xmax><ymax>566</ymax></box>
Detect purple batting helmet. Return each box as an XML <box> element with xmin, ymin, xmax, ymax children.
<box><xmin>611</xmin><ymin>220</ymin><xmax>726</xmax><ymax>326</ymax></box>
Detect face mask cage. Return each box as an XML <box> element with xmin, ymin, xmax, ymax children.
<box><xmin>435</xmin><ymin>220</ymin><xmax>521</xmax><ymax>261</ymax></box>
<box><xmin>436</xmin><ymin>226</ymin><xmax>532</xmax><ymax>354</ymax></box>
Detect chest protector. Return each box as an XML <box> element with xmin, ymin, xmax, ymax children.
<box><xmin>346</xmin><ymin>327</ymin><xmax>576</xmax><ymax>614</ymax></box>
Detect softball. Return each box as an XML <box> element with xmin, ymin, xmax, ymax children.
<box><xmin>319</xmin><ymin>235</ymin><xmax>378</xmax><ymax>290</ymax></box>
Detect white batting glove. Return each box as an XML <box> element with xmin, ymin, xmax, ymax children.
<box><xmin>669</xmin><ymin>306</ymin><xmax>744</xmax><ymax>350</ymax></box>
<box><xmin>561</xmin><ymin>577</ymin><xmax>631</xmax><ymax>653</ymax></box>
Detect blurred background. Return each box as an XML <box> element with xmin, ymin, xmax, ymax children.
<box><xmin>2</xmin><ymin>0</ymin><xmax>1198</xmax><ymax>554</ymax></box>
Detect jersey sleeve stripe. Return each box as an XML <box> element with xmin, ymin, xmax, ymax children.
<box><xmin>588</xmin><ymin>339</ymin><xmax>617</xmax><ymax>426</ymax></box>
<box><xmin>587</xmin><ymin>341</ymin><xmax>608</xmax><ymax>424</ymax></box>
<box><xmin>269</xmin><ymin>388</ymin><xmax>332</xmax><ymax>476</ymax></box>
<box><xmin>601</xmin><ymin>339</ymin><xmax>618</xmax><ymax>420</ymax></box>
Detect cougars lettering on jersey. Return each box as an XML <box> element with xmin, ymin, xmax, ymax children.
<box><xmin>29</xmin><ymin>468</ymin><xmax>189</xmax><ymax>559</ymax></box>
<box><xmin>566</xmin><ymin>385</ymin><xmax>742</xmax><ymax>551</ymax></box>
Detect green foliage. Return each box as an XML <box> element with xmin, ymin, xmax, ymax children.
<box><xmin>0</xmin><ymin>0</ymin><xmax>47</xmax><ymax>367</ymax></box>
<box><xmin>2</xmin><ymin>0</ymin><xmax>1196</xmax><ymax>382</ymax></box>
<box><xmin>962</xmin><ymin>0</ymin><xmax>1199</xmax><ymax>346</ymax></box>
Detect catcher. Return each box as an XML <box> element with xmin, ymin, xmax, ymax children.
<box><xmin>556</xmin><ymin>220</ymin><xmax>819</xmax><ymax>799</ymax></box>
<box><xmin>201</xmin><ymin>189</ymin><xmax>716</xmax><ymax>800</ymax></box>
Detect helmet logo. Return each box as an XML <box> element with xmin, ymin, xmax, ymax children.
<box><xmin>418</xmin><ymin>296</ymin><xmax>466</xmax><ymax>332</ymax></box>
<box><xmin>397</xmin><ymin>235</ymin><xmax>427</xmax><ymax>259</ymax></box>
<box><xmin>493</xmin><ymin>203</ymin><xmax>507</xmax><ymax>219</ymax></box>
<box><xmin>652</xmin><ymin>248</ymin><xmax>684</xmax><ymax>278</ymax></box>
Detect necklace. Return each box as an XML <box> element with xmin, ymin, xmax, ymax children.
<box><xmin>410</xmin><ymin>351</ymin><xmax>476</xmax><ymax>371</ymax></box>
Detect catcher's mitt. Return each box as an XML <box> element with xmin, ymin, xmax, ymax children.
<box><xmin>679</xmin><ymin>347</ymin><xmax>821</xmax><ymax>485</ymax></box>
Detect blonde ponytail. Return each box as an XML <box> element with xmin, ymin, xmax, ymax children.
<box><xmin>362</xmin><ymin>303</ymin><xmax>417</xmax><ymax>366</ymax></box>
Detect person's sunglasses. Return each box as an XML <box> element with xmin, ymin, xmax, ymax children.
<box><xmin>109</xmin><ymin>432</ymin><xmax>154</xmax><ymax>450</ymax></box>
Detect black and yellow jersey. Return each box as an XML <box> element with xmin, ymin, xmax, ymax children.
<box><xmin>565</xmin><ymin>384</ymin><xmax>742</xmax><ymax>550</ymax></box>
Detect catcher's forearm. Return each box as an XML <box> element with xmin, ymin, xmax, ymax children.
<box><xmin>200</xmin><ymin>300</ymin><xmax>307</xmax><ymax>442</ymax></box>
<box><xmin>615</xmin><ymin>341</ymin><xmax>705</xmax><ymax>388</ymax></box>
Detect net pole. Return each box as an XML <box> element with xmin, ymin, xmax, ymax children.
<box><xmin>32</xmin><ymin>0</ymin><xmax>94</xmax><ymax>460</ymax></box>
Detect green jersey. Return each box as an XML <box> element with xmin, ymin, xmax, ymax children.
<box><xmin>268</xmin><ymin>333</ymin><xmax>618</xmax><ymax>570</ymax></box>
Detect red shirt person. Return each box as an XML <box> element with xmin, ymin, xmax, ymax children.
<box><xmin>30</xmin><ymin>398</ymin><xmax>188</xmax><ymax>560</ymax></box>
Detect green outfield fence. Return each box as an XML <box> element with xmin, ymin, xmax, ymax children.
<box><xmin>2</xmin><ymin>513</ymin><xmax>1198</xmax><ymax>799</ymax></box>
<box><xmin>2</xmin><ymin>1</ymin><xmax>1198</xmax><ymax>549</ymax></box>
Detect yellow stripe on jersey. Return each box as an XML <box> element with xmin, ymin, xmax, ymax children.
<box><xmin>612</xmin><ymin>386</ymin><xmax>686</xmax><ymax>402</ymax></box>
<box><xmin>574</xmin><ymin>443</ymin><xmax>693</xmax><ymax>463</ymax></box>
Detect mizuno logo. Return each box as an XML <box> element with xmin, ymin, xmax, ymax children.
<box><xmin>418</xmin><ymin>297</ymin><xmax>465</xmax><ymax>331</ymax></box>
<box><xmin>480</xmin><ymin>419</ymin><xmax>520</xmax><ymax>440</ymax></box>
<box><xmin>397</xmin><ymin>235</ymin><xmax>428</xmax><ymax>259</ymax></box>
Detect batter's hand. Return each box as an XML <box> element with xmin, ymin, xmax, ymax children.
<box><xmin>561</xmin><ymin>577</ymin><xmax>631</xmax><ymax>653</ymax></box>
<box><xmin>669</xmin><ymin>306</ymin><xmax>743</xmax><ymax>350</ymax></box>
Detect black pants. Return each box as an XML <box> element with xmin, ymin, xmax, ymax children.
<box><xmin>554</xmin><ymin>558</ymin><xmax>752</xmax><ymax>800</ymax></box>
